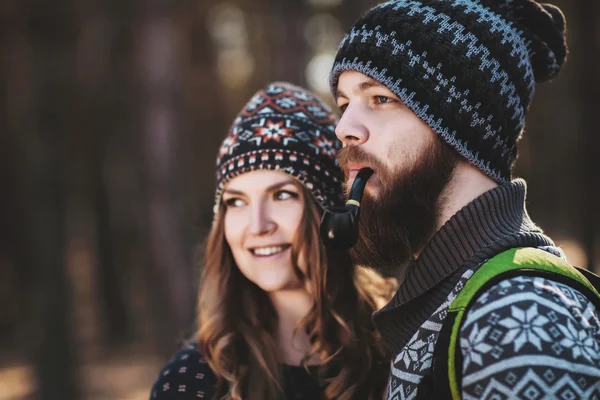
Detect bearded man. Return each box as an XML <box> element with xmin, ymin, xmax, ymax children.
<box><xmin>330</xmin><ymin>1</ymin><xmax>600</xmax><ymax>399</ymax></box>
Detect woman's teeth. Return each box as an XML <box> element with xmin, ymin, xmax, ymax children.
<box><xmin>252</xmin><ymin>246</ymin><xmax>287</xmax><ymax>256</ymax></box>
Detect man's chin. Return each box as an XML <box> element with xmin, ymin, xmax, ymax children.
<box><xmin>349</xmin><ymin>248</ymin><xmax>410</xmax><ymax>279</ymax></box>
<box><xmin>349</xmin><ymin>234</ymin><xmax>412</xmax><ymax>278</ymax></box>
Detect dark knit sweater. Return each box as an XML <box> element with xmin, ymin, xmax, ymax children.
<box><xmin>150</xmin><ymin>344</ymin><xmax>320</xmax><ymax>400</ymax></box>
<box><xmin>374</xmin><ymin>179</ymin><xmax>600</xmax><ymax>399</ymax></box>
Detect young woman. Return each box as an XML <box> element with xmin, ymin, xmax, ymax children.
<box><xmin>149</xmin><ymin>82</ymin><xmax>392</xmax><ymax>400</ymax></box>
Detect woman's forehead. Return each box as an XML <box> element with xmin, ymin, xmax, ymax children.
<box><xmin>224</xmin><ymin>170</ymin><xmax>299</xmax><ymax>193</ymax></box>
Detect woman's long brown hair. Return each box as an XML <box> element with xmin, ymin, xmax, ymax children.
<box><xmin>197</xmin><ymin>183</ymin><xmax>392</xmax><ymax>400</ymax></box>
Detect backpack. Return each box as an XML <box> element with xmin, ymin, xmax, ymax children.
<box><xmin>426</xmin><ymin>247</ymin><xmax>600</xmax><ymax>399</ymax></box>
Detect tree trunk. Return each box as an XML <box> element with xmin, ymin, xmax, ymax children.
<box><xmin>22</xmin><ymin>0</ymin><xmax>80</xmax><ymax>397</ymax></box>
<box><xmin>576</xmin><ymin>1</ymin><xmax>600</xmax><ymax>273</ymax></box>
<box><xmin>134</xmin><ymin>0</ymin><xmax>195</xmax><ymax>355</ymax></box>
<box><xmin>75</xmin><ymin>0</ymin><xmax>133</xmax><ymax>346</ymax></box>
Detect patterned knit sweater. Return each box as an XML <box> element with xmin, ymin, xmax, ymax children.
<box><xmin>374</xmin><ymin>179</ymin><xmax>600</xmax><ymax>399</ymax></box>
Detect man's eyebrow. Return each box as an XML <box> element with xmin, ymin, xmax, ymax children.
<box><xmin>335</xmin><ymin>78</ymin><xmax>386</xmax><ymax>101</ymax></box>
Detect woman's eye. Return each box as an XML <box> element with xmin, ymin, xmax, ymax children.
<box><xmin>224</xmin><ymin>198</ymin><xmax>245</xmax><ymax>208</ymax></box>
<box><xmin>275</xmin><ymin>190</ymin><xmax>298</xmax><ymax>201</ymax></box>
<box><xmin>338</xmin><ymin>103</ymin><xmax>348</xmax><ymax>114</ymax></box>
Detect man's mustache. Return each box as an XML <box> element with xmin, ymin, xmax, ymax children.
<box><xmin>337</xmin><ymin>146</ymin><xmax>386</xmax><ymax>178</ymax></box>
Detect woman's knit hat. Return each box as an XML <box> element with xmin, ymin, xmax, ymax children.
<box><xmin>214</xmin><ymin>82</ymin><xmax>344</xmax><ymax>215</ymax></box>
<box><xmin>330</xmin><ymin>0</ymin><xmax>568</xmax><ymax>182</ymax></box>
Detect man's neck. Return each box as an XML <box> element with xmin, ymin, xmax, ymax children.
<box><xmin>413</xmin><ymin>162</ymin><xmax>498</xmax><ymax>259</ymax></box>
<box><xmin>268</xmin><ymin>287</ymin><xmax>319</xmax><ymax>366</ymax></box>
<box><xmin>436</xmin><ymin>161</ymin><xmax>499</xmax><ymax>233</ymax></box>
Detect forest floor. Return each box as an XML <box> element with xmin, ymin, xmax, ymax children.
<box><xmin>0</xmin><ymin>347</ymin><xmax>164</xmax><ymax>400</ymax></box>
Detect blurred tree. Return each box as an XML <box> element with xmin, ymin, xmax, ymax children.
<box><xmin>74</xmin><ymin>0</ymin><xmax>135</xmax><ymax>346</ymax></box>
<box><xmin>575</xmin><ymin>0</ymin><xmax>600</xmax><ymax>273</ymax></box>
<box><xmin>17</xmin><ymin>0</ymin><xmax>80</xmax><ymax>398</ymax></box>
<box><xmin>0</xmin><ymin>1</ymin><xmax>20</xmax><ymax>351</ymax></box>
<box><xmin>180</xmin><ymin>0</ymin><xmax>231</xmax><ymax>241</ymax></box>
<box><xmin>134</xmin><ymin>0</ymin><xmax>196</xmax><ymax>356</ymax></box>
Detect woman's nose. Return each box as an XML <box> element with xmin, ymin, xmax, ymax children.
<box><xmin>248</xmin><ymin>203</ymin><xmax>276</xmax><ymax>236</ymax></box>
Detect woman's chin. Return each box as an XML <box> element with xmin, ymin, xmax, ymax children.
<box><xmin>257</xmin><ymin>278</ymin><xmax>304</xmax><ymax>294</ymax></box>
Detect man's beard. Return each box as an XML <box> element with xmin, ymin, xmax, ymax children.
<box><xmin>338</xmin><ymin>139</ymin><xmax>458</xmax><ymax>277</ymax></box>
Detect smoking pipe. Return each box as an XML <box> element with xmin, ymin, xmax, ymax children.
<box><xmin>319</xmin><ymin>167</ymin><xmax>373</xmax><ymax>250</ymax></box>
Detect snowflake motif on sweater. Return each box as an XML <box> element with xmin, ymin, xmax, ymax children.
<box><xmin>386</xmin><ymin>250</ymin><xmax>600</xmax><ymax>400</ymax></box>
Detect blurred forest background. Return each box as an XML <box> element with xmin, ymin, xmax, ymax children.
<box><xmin>0</xmin><ymin>0</ymin><xmax>598</xmax><ymax>398</ymax></box>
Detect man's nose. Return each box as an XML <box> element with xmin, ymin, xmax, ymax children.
<box><xmin>335</xmin><ymin>104</ymin><xmax>369</xmax><ymax>146</ymax></box>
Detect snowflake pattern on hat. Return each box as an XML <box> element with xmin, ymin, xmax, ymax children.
<box><xmin>214</xmin><ymin>82</ymin><xmax>344</xmax><ymax>215</ymax></box>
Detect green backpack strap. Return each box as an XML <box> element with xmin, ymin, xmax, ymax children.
<box><xmin>437</xmin><ymin>247</ymin><xmax>600</xmax><ymax>400</ymax></box>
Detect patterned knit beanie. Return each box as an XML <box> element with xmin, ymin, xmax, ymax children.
<box><xmin>214</xmin><ymin>82</ymin><xmax>344</xmax><ymax>215</ymax></box>
<box><xmin>330</xmin><ymin>0</ymin><xmax>567</xmax><ymax>182</ymax></box>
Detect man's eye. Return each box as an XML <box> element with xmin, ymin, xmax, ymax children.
<box><xmin>275</xmin><ymin>190</ymin><xmax>298</xmax><ymax>201</ymax></box>
<box><xmin>338</xmin><ymin>103</ymin><xmax>349</xmax><ymax>114</ymax></box>
<box><xmin>374</xmin><ymin>95</ymin><xmax>394</xmax><ymax>104</ymax></box>
<box><xmin>224</xmin><ymin>198</ymin><xmax>245</xmax><ymax>208</ymax></box>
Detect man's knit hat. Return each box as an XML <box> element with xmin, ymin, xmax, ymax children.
<box><xmin>214</xmin><ymin>82</ymin><xmax>344</xmax><ymax>215</ymax></box>
<box><xmin>330</xmin><ymin>0</ymin><xmax>567</xmax><ymax>182</ymax></box>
